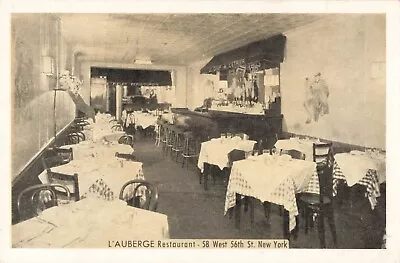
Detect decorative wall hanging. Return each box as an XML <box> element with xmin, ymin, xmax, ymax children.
<box><xmin>303</xmin><ymin>72</ymin><xmax>330</xmax><ymax>124</ymax></box>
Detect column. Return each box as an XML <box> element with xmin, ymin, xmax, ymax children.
<box><xmin>116</xmin><ymin>84</ymin><xmax>122</xmax><ymax>121</ymax></box>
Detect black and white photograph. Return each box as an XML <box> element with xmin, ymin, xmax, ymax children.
<box><xmin>1</xmin><ymin>0</ymin><xmax>400</xmax><ymax>262</ymax></box>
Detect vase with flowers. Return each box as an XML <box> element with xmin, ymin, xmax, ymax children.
<box><xmin>58</xmin><ymin>70</ymin><xmax>96</xmax><ymax>122</ymax></box>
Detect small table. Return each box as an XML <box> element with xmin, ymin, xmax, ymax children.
<box><xmin>197</xmin><ymin>137</ymin><xmax>256</xmax><ymax>189</ymax></box>
<box><xmin>224</xmin><ymin>154</ymin><xmax>317</xmax><ymax>237</ymax></box>
<box><xmin>334</xmin><ymin>151</ymin><xmax>386</xmax><ymax>209</ymax></box>
<box><xmin>60</xmin><ymin>141</ymin><xmax>133</xmax><ymax>160</ymax></box>
<box><xmin>39</xmin><ymin>158</ymin><xmax>144</xmax><ymax>201</ymax></box>
<box><xmin>12</xmin><ymin>198</ymin><xmax>170</xmax><ymax>248</ymax></box>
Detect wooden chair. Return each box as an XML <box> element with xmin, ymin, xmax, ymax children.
<box><xmin>313</xmin><ymin>142</ymin><xmax>333</xmax><ymax>165</ymax></box>
<box><xmin>17</xmin><ymin>183</ymin><xmax>70</xmax><ymax>221</ymax></box>
<box><xmin>280</xmin><ymin>149</ymin><xmax>306</xmax><ymax>160</ymax></box>
<box><xmin>47</xmin><ymin>171</ymin><xmax>80</xmax><ymax>202</ymax></box>
<box><xmin>115</xmin><ymin>152</ymin><xmax>136</xmax><ymax>161</ymax></box>
<box><xmin>297</xmin><ymin>149</ymin><xmax>337</xmax><ymax>248</ymax></box>
<box><xmin>43</xmin><ymin>147</ymin><xmax>73</xmax><ymax>168</ymax></box>
<box><xmin>119</xmin><ymin>180</ymin><xmax>159</xmax><ymax>211</ymax></box>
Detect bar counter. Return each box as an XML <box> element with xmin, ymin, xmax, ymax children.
<box><xmin>170</xmin><ymin>108</ymin><xmax>283</xmax><ymax>141</ymax></box>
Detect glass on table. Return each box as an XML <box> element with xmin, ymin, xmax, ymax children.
<box><xmin>226</xmin><ymin>133</ymin><xmax>232</xmax><ymax>138</ymax></box>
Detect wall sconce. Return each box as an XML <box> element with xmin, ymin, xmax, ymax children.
<box><xmin>41</xmin><ymin>56</ymin><xmax>54</xmax><ymax>76</ymax></box>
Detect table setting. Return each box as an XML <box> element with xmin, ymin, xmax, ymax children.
<box><xmin>12</xmin><ymin>198</ymin><xmax>170</xmax><ymax>248</ymax></box>
<box><xmin>224</xmin><ymin>152</ymin><xmax>318</xmax><ymax>232</ymax></box>
<box><xmin>197</xmin><ymin>135</ymin><xmax>256</xmax><ymax>172</ymax></box>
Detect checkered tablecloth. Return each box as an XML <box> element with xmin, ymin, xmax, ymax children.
<box><xmin>302</xmin><ymin>161</ymin><xmax>380</xmax><ymax>210</ymax></box>
<box><xmin>224</xmin><ymin>158</ymin><xmax>306</xmax><ymax>231</ymax></box>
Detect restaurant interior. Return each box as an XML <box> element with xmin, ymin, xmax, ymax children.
<box><xmin>10</xmin><ymin>13</ymin><xmax>386</xmax><ymax>249</ymax></box>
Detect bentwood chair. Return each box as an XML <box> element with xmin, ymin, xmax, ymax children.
<box><xmin>17</xmin><ymin>183</ymin><xmax>71</xmax><ymax>221</ymax></box>
<box><xmin>118</xmin><ymin>134</ymin><xmax>135</xmax><ymax>147</ymax></box>
<box><xmin>119</xmin><ymin>180</ymin><xmax>159</xmax><ymax>211</ymax></box>
<box><xmin>297</xmin><ymin>149</ymin><xmax>337</xmax><ymax>248</ymax></box>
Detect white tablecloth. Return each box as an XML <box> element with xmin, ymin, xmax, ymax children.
<box><xmin>224</xmin><ymin>154</ymin><xmax>317</xmax><ymax>231</ymax></box>
<box><xmin>134</xmin><ymin>113</ymin><xmax>158</xmax><ymax>129</ymax></box>
<box><xmin>197</xmin><ymin>137</ymin><xmax>256</xmax><ymax>172</ymax></box>
<box><xmin>39</xmin><ymin>158</ymin><xmax>144</xmax><ymax>200</ymax></box>
<box><xmin>60</xmin><ymin>141</ymin><xmax>133</xmax><ymax>160</ymax></box>
<box><xmin>12</xmin><ymin>198</ymin><xmax>170</xmax><ymax>248</ymax></box>
<box><xmin>334</xmin><ymin>151</ymin><xmax>386</xmax><ymax>185</ymax></box>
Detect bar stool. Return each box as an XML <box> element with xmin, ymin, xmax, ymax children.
<box><xmin>160</xmin><ymin>123</ymin><xmax>168</xmax><ymax>152</ymax></box>
<box><xmin>171</xmin><ymin>128</ymin><xmax>184</xmax><ymax>162</ymax></box>
<box><xmin>181</xmin><ymin>131</ymin><xmax>200</xmax><ymax>169</ymax></box>
<box><xmin>154</xmin><ymin>124</ymin><xmax>161</xmax><ymax>146</ymax></box>
<box><xmin>165</xmin><ymin>126</ymin><xmax>175</xmax><ymax>156</ymax></box>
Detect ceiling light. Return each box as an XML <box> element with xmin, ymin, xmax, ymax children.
<box><xmin>134</xmin><ymin>59</ymin><xmax>153</xmax><ymax>65</ymax></box>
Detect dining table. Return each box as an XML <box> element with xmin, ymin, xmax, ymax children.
<box><xmin>59</xmin><ymin>140</ymin><xmax>133</xmax><ymax>160</ymax></box>
<box><xmin>12</xmin><ymin>198</ymin><xmax>170</xmax><ymax>248</ymax></box>
<box><xmin>334</xmin><ymin>150</ymin><xmax>386</xmax><ymax>209</ymax></box>
<box><xmin>224</xmin><ymin>153</ymin><xmax>318</xmax><ymax>237</ymax></box>
<box><xmin>39</xmin><ymin>156</ymin><xmax>144</xmax><ymax>201</ymax></box>
<box><xmin>197</xmin><ymin>136</ymin><xmax>256</xmax><ymax>190</ymax></box>
<box><xmin>82</xmin><ymin>113</ymin><xmax>126</xmax><ymax>142</ymax></box>
<box><xmin>274</xmin><ymin>138</ymin><xmax>386</xmax><ymax>210</ymax></box>
<box><xmin>197</xmin><ymin>136</ymin><xmax>256</xmax><ymax>172</ymax></box>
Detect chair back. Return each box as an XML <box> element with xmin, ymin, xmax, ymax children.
<box><xmin>228</xmin><ymin>149</ymin><xmax>246</xmax><ymax>166</ymax></box>
<box><xmin>118</xmin><ymin>135</ymin><xmax>134</xmax><ymax>147</ymax></box>
<box><xmin>119</xmin><ymin>180</ymin><xmax>159</xmax><ymax>211</ymax></box>
<box><xmin>313</xmin><ymin>142</ymin><xmax>333</xmax><ymax>165</ymax></box>
<box><xmin>234</xmin><ymin>133</ymin><xmax>248</xmax><ymax>140</ymax></box>
<box><xmin>280</xmin><ymin>149</ymin><xmax>306</xmax><ymax>160</ymax></box>
<box><xmin>47</xmin><ymin>171</ymin><xmax>80</xmax><ymax>201</ymax></box>
<box><xmin>17</xmin><ymin>183</ymin><xmax>70</xmax><ymax>221</ymax></box>
<box><xmin>115</xmin><ymin>152</ymin><xmax>136</xmax><ymax>161</ymax></box>
<box><xmin>317</xmin><ymin>150</ymin><xmax>335</xmax><ymax>201</ymax></box>
<box><xmin>43</xmin><ymin>148</ymin><xmax>73</xmax><ymax>168</ymax></box>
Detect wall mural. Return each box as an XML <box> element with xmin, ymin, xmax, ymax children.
<box><xmin>303</xmin><ymin>72</ymin><xmax>330</xmax><ymax>124</ymax></box>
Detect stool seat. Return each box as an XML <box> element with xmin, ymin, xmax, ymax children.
<box><xmin>181</xmin><ymin>132</ymin><xmax>200</xmax><ymax>169</ymax></box>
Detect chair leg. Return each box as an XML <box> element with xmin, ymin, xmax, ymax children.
<box><xmin>317</xmin><ymin>209</ymin><xmax>326</xmax><ymax>248</ymax></box>
<box><xmin>263</xmin><ymin>202</ymin><xmax>271</xmax><ymax>225</ymax></box>
<box><xmin>203</xmin><ymin>163</ymin><xmax>209</xmax><ymax>190</ymax></box>
<box><xmin>235</xmin><ymin>193</ymin><xmax>241</xmax><ymax>229</ymax></box>
<box><xmin>326</xmin><ymin>205</ymin><xmax>337</xmax><ymax>247</ymax></box>
<box><xmin>244</xmin><ymin>196</ymin><xmax>249</xmax><ymax>213</ymax></box>
<box><xmin>249</xmin><ymin>197</ymin><xmax>255</xmax><ymax>224</ymax></box>
<box><xmin>283</xmin><ymin>209</ymin><xmax>290</xmax><ymax>240</ymax></box>
<box><xmin>304</xmin><ymin>207</ymin><xmax>309</xmax><ymax>234</ymax></box>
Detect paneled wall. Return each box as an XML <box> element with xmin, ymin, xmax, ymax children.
<box><xmin>280</xmin><ymin>14</ymin><xmax>385</xmax><ymax>149</ymax></box>
<box><xmin>11</xmin><ymin>14</ymin><xmax>76</xmax><ymax>182</ymax></box>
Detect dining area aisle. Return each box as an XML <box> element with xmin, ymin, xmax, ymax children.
<box><xmin>131</xmin><ymin>136</ymin><xmax>385</xmax><ymax>249</ymax></box>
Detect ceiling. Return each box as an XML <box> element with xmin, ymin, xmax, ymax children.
<box><xmin>60</xmin><ymin>13</ymin><xmax>327</xmax><ymax>66</ymax></box>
